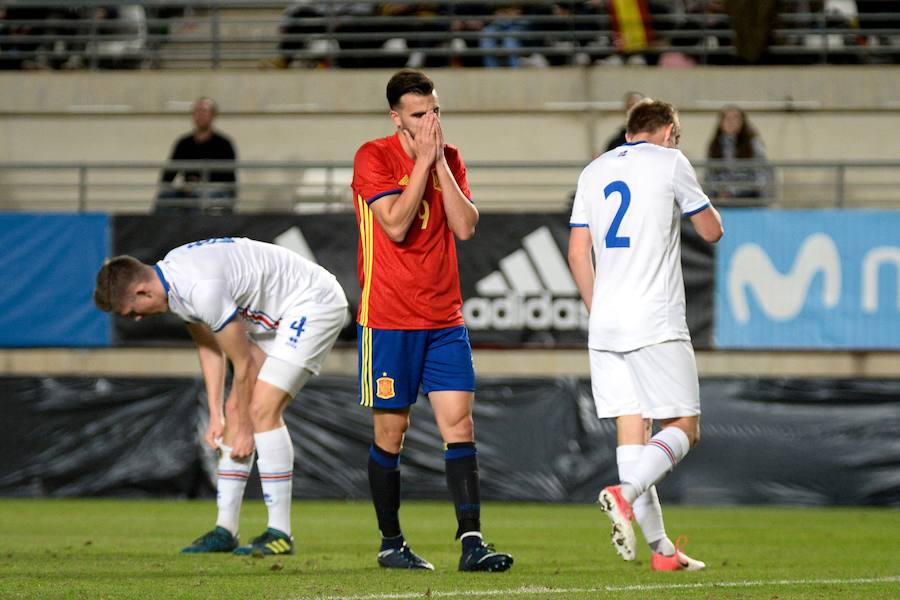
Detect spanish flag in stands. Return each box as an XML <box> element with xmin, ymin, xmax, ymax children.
<box><xmin>609</xmin><ymin>0</ymin><xmax>655</xmax><ymax>53</ymax></box>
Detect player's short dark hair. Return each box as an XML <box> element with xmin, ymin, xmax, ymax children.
<box><xmin>93</xmin><ymin>255</ymin><xmax>150</xmax><ymax>313</ymax></box>
<box><xmin>626</xmin><ymin>98</ymin><xmax>681</xmax><ymax>144</ymax></box>
<box><xmin>386</xmin><ymin>69</ymin><xmax>434</xmax><ymax>110</ymax></box>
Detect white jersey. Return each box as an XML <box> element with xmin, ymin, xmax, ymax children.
<box><xmin>155</xmin><ymin>237</ymin><xmax>347</xmax><ymax>334</ymax></box>
<box><xmin>569</xmin><ymin>141</ymin><xmax>711</xmax><ymax>352</ymax></box>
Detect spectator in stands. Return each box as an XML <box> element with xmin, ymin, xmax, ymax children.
<box><xmin>604</xmin><ymin>91</ymin><xmax>645</xmax><ymax>151</ymax></box>
<box><xmin>449</xmin><ymin>3</ymin><xmax>491</xmax><ymax>67</ymax></box>
<box><xmin>479</xmin><ymin>4</ymin><xmax>530</xmax><ymax>67</ymax></box>
<box><xmin>727</xmin><ymin>0</ymin><xmax>777</xmax><ymax>64</ymax></box>
<box><xmin>530</xmin><ymin>0</ymin><xmax>602</xmax><ymax>67</ymax></box>
<box><xmin>261</xmin><ymin>2</ymin><xmax>331</xmax><ymax>69</ymax></box>
<box><xmin>0</xmin><ymin>6</ymin><xmax>49</xmax><ymax>69</ymax></box>
<box><xmin>86</xmin><ymin>5</ymin><xmax>147</xmax><ymax>69</ymax></box>
<box><xmin>156</xmin><ymin>97</ymin><xmax>238</xmax><ymax>214</ymax></box>
<box><xmin>405</xmin><ymin>3</ymin><xmax>453</xmax><ymax>68</ymax></box>
<box><xmin>704</xmin><ymin>105</ymin><xmax>772</xmax><ymax>203</ymax></box>
<box><xmin>858</xmin><ymin>0</ymin><xmax>900</xmax><ymax>63</ymax></box>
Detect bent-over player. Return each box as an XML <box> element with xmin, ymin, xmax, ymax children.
<box><xmin>94</xmin><ymin>237</ymin><xmax>348</xmax><ymax>556</ymax></box>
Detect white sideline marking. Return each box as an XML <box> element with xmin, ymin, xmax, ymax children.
<box><xmin>295</xmin><ymin>576</ymin><xmax>900</xmax><ymax>600</ymax></box>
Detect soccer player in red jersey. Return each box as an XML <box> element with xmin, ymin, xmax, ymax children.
<box><xmin>351</xmin><ymin>69</ymin><xmax>513</xmax><ymax>573</ymax></box>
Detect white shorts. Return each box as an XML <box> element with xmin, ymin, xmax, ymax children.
<box><xmin>255</xmin><ymin>295</ymin><xmax>349</xmax><ymax>396</ymax></box>
<box><xmin>588</xmin><ymin>339</ymin><xmax>700</xmax><ymax>420</ymax></box>
<box><xmin>258</xmin><ymin>357</ymin><xmax>313</xmax><ymax>398</ymax></box>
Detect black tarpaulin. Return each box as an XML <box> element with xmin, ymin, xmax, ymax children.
<box><xmin>4</xmin><ymin>376</ymin><xmax>897</xmax><ymax>506</ymax></box>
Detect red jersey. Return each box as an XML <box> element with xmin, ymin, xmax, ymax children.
<box><xmin>352</xmin><ymin>132</ymin><xmax>471</xmax><ymax>330</ymax></box>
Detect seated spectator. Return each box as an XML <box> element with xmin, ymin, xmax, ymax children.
<box><xmin>704</xmin><ymin>105</ymin><xmax>772</xmax><ymax>203</ymax></box>
<box><xmin>156</xmin><ymin>97</ymin><xmax>237</xmax><ymax>214</ymax></box>
<box><xmin>449</xmin><ymin>2</ymin><xmax>491</xmax><ymax>67</ymax></box>
<box><xmin>405</xmin><ymin>3</ymin><xmax>453</xmax><ymax>68</ymax></box>
<box><xmin>479</xmin><ymin>4</ymin><xmax>530</xmax><ymax>67</ymax></box>
<box><xmin>528</xmin><ymin>0</ymin><xmax>601</xmax><ymax>67</ymax></box>
<box><xmin>334</xmin><ymin>3</ymin><xmax>416</xmax><ymax>69</ymax></box>
<box><xmin>86</xmin><ymin>5</ymin><xmax>147</xmax><ymax>69</ymax></box>
<box><xmin>604</xmin><ymin>91</ymin><xmax>645</xmax><ymax>151</ymax></box>
<box><xmin>0</xmin><ymin>6</ymin><xmax>50</xmax><ymax>70</ymax></box>
<box><xmin>261</xmin><ymin>2</ymin><xmax>331</xmax><ymax>69</ymax></box>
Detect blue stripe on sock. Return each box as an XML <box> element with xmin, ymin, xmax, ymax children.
<box><xmin>369</xmin><ymin>445</ymin><xmax>400</xmax><ymax>469</ymax></box>
<box><xmin>444</xmin><ymin>446</ymin><xmax>477</xmax><ymax>460</ymax></box>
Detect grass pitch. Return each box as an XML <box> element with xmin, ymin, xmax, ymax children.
<box><xmin>0</xmin><ymin>499</ymin><xmax>897</xmax><ymax>599</ymax></box>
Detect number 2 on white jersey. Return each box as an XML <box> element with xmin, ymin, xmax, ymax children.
<box><xmin>603</xmin><ymin>181</ymin><xmax>631</xmax><ymax>248</ymax></box>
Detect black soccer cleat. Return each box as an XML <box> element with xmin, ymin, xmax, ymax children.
<box><xmin>377</xmin><ymin>542</ymin><xmax>435</xmax><ymax>570</ymax></box>
<box><xmin>458</xmin><ymin>541</ymin><xmax>513</xmax><ymax>572</ymax></box>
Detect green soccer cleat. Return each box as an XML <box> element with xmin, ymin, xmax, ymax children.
<box><xmin>233</xmin><ymin>527</ymin><xmax>295</xmax><ymax>556</ymax></box>
<box><xmin>181</xmin><ymin>526</ymin><xmax>239</xmax><ymax>553</ymax></box>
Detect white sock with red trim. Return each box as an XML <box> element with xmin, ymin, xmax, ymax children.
<box><xmin>620</xmin><ymin>427</ymin><xmax>690</xmax><ymax>505</ymax></box>
<box><xmin>255</xmin><ymin>426</ymin><xmax>294</xmax><ymax>535</ymax></box>
<box><xmin>215</xmin><ymin>443</ymin><xmax>253</xmax><ymax>536</ymax></box>
<box><xmin>617</xmin><ymin>444</ymin><xmax>674</xmax><ymax>555</ymax></box>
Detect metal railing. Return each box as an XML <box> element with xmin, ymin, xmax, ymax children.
<box><xmin>0</xmin><ymin>0</ymin><xmax>898</xmax><ymax>69</ymax></box>
<box><xmin>1</xmin><ymin>159</ymin><xmax>898</xmax><ymax>213</ymax></box>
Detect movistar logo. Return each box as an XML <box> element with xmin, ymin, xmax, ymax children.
<box><xmin>463</xmin><ymin>226</ymin><xmax>588</xmax><ymax>330</ymax></box>
<box><xmin>728</xmin><ymin>233</ymin><xmax>841</xmax><ymax>323</ymax></box>
<box><xmin>862</xmin><ymin>247</ymin><xmax>900</xmax><ymax>313</ymax></box>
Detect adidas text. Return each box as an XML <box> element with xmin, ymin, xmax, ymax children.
<box><xmin>463</xmin><ymin>294</ymin><xmax>588</xmax><ymax>331</ymax></box>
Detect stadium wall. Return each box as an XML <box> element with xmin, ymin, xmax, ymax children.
<box><xmin>1</xmin><ymin>67</ymin><xmax>899</xmax><ymax>166</ymax></box>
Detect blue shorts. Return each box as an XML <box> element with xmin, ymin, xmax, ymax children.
<box><xmin>357</xmin><ymin>324</ymin><xmax>476</xmax><ymax>409</ymax></box>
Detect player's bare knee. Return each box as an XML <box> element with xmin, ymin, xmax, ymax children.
<box><xmin>661</xmin><ymin>417</ymin><xmax>699</xmax><ymax>447</ymax></box>
<box><xmin>374</xmin><ymin>414</ymin><xmax>409</xmax><ymax>452</ymax></box>
<box><xmin>374</xmin><ymin>429</ymin><xmax>405</xmax><ymax>453</ymax></box>
<box><xmin>456</xmin><ymin>415</ymin><xmax>475</xmax><ymax>440</ymax></box>
<box><xmin>682</xmin><ymin>423</ymin><xmax>700</xmax><ymax>447</ymax></box>
<box><xmin>441</xmin><ymin>414</ymin><xmax>474</xmax><ymax>444</ymax></box>
<box><xmin>248</xmin><ymin>397</ymin><xmax>280</xmax><ymax>431</ymax></box>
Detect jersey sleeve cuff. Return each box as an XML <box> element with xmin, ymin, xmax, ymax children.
<box><xmin>366</xmin><ymin>188</ymin><xmax>403</xmax><ymax>205</ymax></box>
<box><xmin>569</xmin><ymin>223</ymin><xmax>589</xmax><ymax>228</ymax></box>
<box><xmin>683</xmin><ymin>203</ymin><xmax>710</xmax><ymax>217</ymax></box>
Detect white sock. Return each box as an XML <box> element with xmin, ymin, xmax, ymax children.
<box><xmin>215</xmin><ymin>443</ymin><xmax>254</xmax><ymax>536</ymax></box>
<box><xmin>621</xmin><ymin>427</ymin><xmax>690</xmax><ymax>504</ymax></box>
<box><xmin>255</xmin><ymin>426</ymin><xmax>294</xmax><ymax>535</ymax></box>
<box><xmin>617</xmin><ymin>445</ymin><xmax>673</xmax><ymax>555</ymax></box>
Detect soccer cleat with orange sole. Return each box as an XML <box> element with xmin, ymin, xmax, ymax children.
<box><xmin>651</xmin><ymin>536</ymin><xmax>706</xmax><ymax>571</ymax></box>
<box><xmin>597</xmin><ymin>485</ymin><xmax>636</xmax><ymax>561</ymax></box>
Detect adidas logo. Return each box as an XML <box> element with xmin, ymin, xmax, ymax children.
<box><xmin>463</xmin><ymin>226</ymin><xmax>588</xmax><ymax>331</ymax></box>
